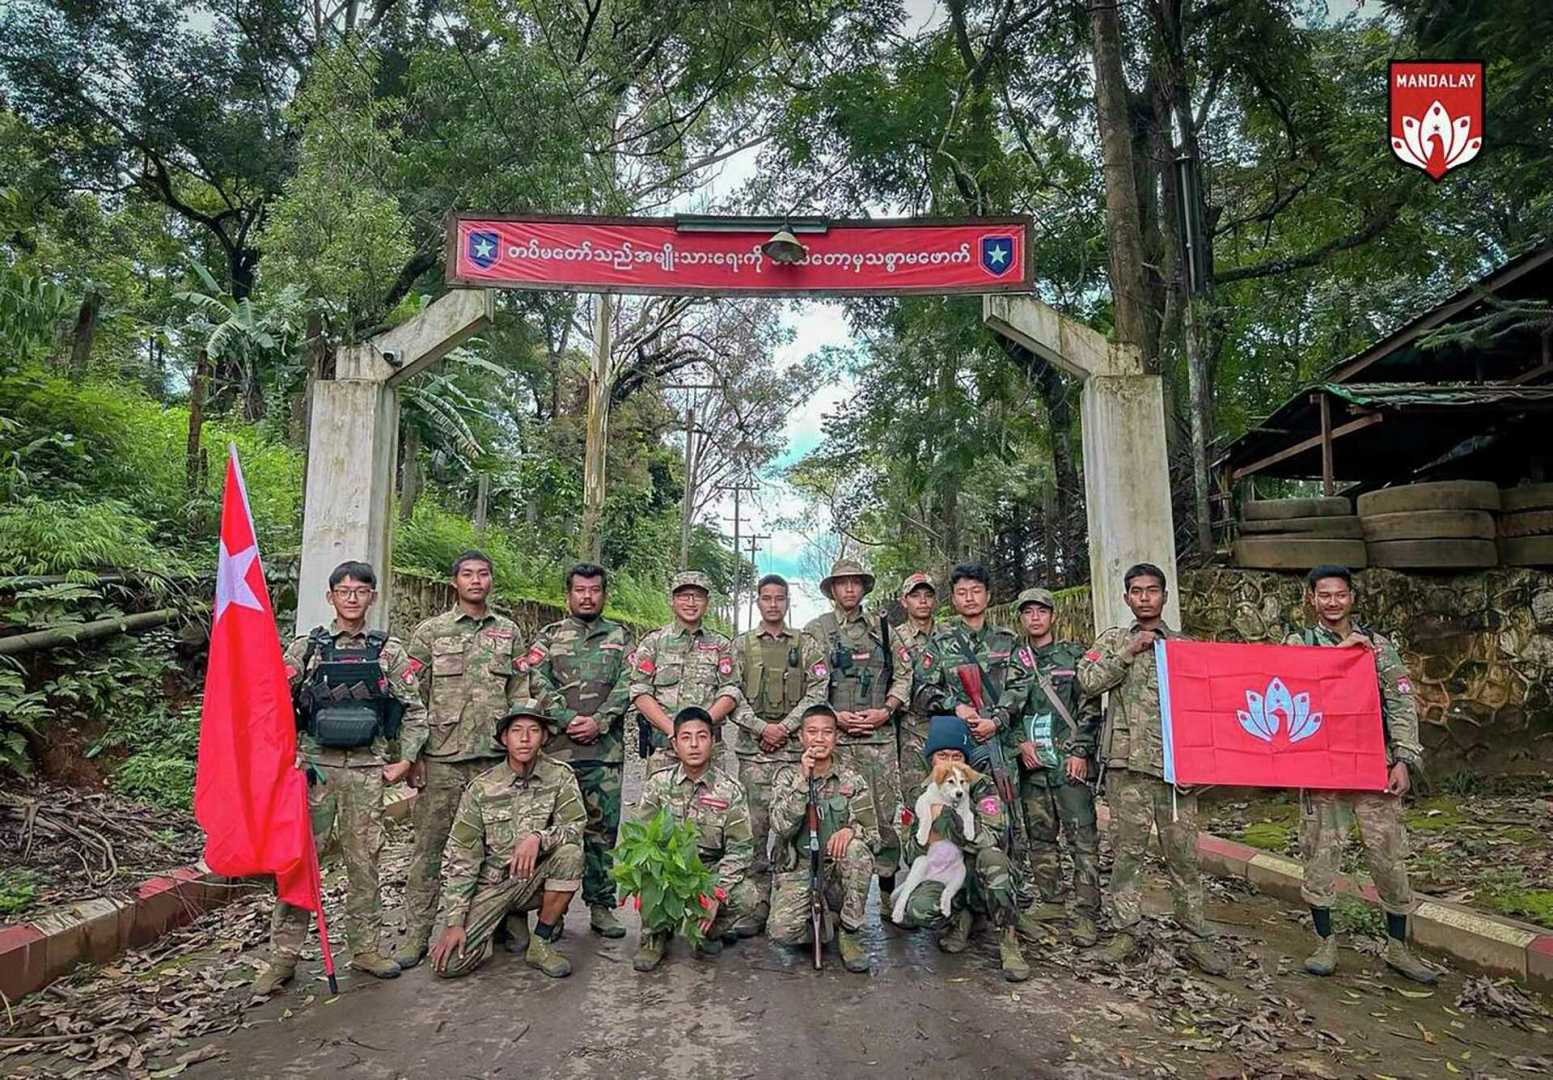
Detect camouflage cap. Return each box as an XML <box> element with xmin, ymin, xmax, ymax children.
<box><xmin>1016</xmin><ymin>587</ymin><xmax>1056</xmax><ymax>612</ymax></box>
<box><xmin>819</xmin><ymin>558</ymin><xmax>876</xmax><ymax>599</ymax></box>
<box><xmin>899</xmin><ymin>571</ymin><xmax>936</xmax><ymax>598</ymax></box>
<box><xmin>669</xmin><ymin>570</ymin><xmax>713</xmax><ymax>595</ymax></box>
<box><xmin>495</xmin><ymin>697</ymin><xmax>552</xmax><ymax>741</ymax></box>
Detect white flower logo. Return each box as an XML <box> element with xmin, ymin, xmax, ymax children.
<box><xmin>1392</xmin><ymin>100</ymin><xmax>1481</xmax><ymax>180</ymax></box>
<box><xmin>1237</xmin><ymin>677</ymin><xmax>1322</xmax><ymax>744</ymax></box>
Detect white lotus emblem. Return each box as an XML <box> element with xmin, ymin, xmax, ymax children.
<box><xmin>1237</xmin><ymin>677</ymin><xmax>1322</xmax><ymax>744</ymax></box>
<box><xmin>1391</xmin><ymin>100</ymin><xmax>1481</xmax><ymax>180</ymax></box>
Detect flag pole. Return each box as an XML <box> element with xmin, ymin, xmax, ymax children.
<box><xmin>302</xmin><ymin>788</ymin><xmax>339</xmax><ymax>995</ymax></box>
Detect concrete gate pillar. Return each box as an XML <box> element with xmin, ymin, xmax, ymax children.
<box><xmin>984</xmin><ymin>295</ymin><xmax>1181</xmax><ymax>633</ymax></box>
<box><xmin>295</xmin><ymin>290</ymin><xmax>493</xmax><ymax>635</ymax></box>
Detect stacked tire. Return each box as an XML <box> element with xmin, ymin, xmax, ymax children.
<box><xmin>1233</xmin><ymin>497</ymin><xmax>1366</xmax><ymax>570</ymax></box>
<box><xmin>1356</xmin><ymin>481</ymin><xmax>1500</xmax><ymax>569</ymax></box>
<box><xmin>1499</xmin><ymin>484</ymin><xmax>1553</xmax><ymax>567</ymax></box>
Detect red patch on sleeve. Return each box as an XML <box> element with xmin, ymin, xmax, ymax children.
<box><xmin>899</xmin><ymin>807</ymin><xmax>915</xmax><ymax>828</ymax></box>
<box><xmin>284</xmin><ymin>664</ymin><xmax>298</xmax><ymax>680</ymax></box>
<box><xmin>977</xmin><ymin>796</ymin><xmax>1001</xmax><ymax>816</ymax></box>
<box><xmin>1084</xmin><ymin>650</ymin><xmax>1101</xmax><ymax>662</ymax></box>
<box><xmin>839</xmin><ymin>784</ymin><xmax>853</xmax><ymax>797</ymax></box>
<box><xmin>1397</xmin><ymin>678</ymin><xmax>1413</xmax><ymax>694</ymax></box>
<box><xmin>919</xmin><ymin>652</ymin><xmax>934</xmax><ymax>667</ymax></box>
<box><xmin>637</xmin><ymin>656</ymin><xmax>656</xmax><ymax>675</ymax></box>
<box><xmin>897</xmin><ymin>646</ymin><xmax>912</xmax><ymax>665</ymax></box>
<box><xmin>811</xmin><ymin>661</ymin><xmax>829</xmax><ymax>677</ymax></box>
<box><xmin>1017</xmin><ymin>646</ymin><xmax>1035</xmax><ymax>669</ymax></box>
<box><xmin>718</xmin><ymin>656</ymin><xmax>733</xmax><ymax>676</ymax></box>
<box><xmin>404</xmin><ymin>657</ymin><xmax>424</xmax><ymax>677</ymax></box>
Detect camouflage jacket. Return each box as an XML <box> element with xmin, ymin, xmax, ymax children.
<box><xmin>997</xmin><ymin>639</ymin><xmax>1102</xmax><ymax>785</ymax></box>
<box><xmin>913</xmin><ymin>618</ymin><xmax>1023</xmax><ymax>728</ymax></box>
<box><xmin>283</xmin><ymin>622</ymin><xmax>427</xmax><ymax>768</ymax></box>
<box><xmin>767</xmin><ymin>761</ymin><xmax>880</xmax><ymax>873</ymax></box>
<box><xmin>1283</xmin><ymin>623</ymin><xmax>1423</xmax><ymax>767</ymax></box>
<box><xmin>404</xmin><ymin>608</ymin><xmax>521</xmax><ymax>763</ymax></box>
<box><xmin>728</xmin><ymin>624</ymin><xmax>830</xmax><ymax>760</ymax></box>
<box><xmin>901</xmin><ymin>770</ymin><xmax>1006</xmax><ymax>861</ymax></box>
<box><xmin>627</xmin><ymin>622</ymin><xmax>740</xmax><ymax>755</ymax></box>
<box><xmin>634</xmin><ymin>763</ymin><xmax>753</xmax><ymax>893</ymax></box>
<box><xmin>524</xmin><ymin>614</ymin><xmax>633</xmax><ymax>764</ymax></box>
<box><xmin>893</xmin><ymin>620</ymin><xmax>937</xmax><ymax>734</ymax></box>
<box><xmin>435</xmin><ymin>754</ymin><xmax>586</xmax><ymax>928</ymax></box>
<box><xmin>1076</xmin><ymin>623</ymin><xmax>1182</xmax><ymax>779</ymax></box>
<box><xmin>802</xmin><ymin>606</ymin><xmax>912</xmax><ymax>744</ymax></box>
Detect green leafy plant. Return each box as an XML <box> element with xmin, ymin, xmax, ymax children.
<box><xmin>1331</xmin><ymin>894</ymin><xmax>1385</xmax><ymax>937</ymax></box>
<box><xmin>0</xmin><ymin>866</ymin><xmax>38</xmax><ymax>916</ymax></box>
<box><xmin>610</xmin><ymin>807</ymin><xmax>723</xmax><ymax>945</ymax></box>
<box><xmin>0</xmin><ymin>664</ymin><xmax>47</xmax><ymax>774</ymax></box>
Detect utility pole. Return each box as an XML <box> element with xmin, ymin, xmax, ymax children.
<box><xmin>744</xmin><ymin>533</ymin><xmax>769</xmax><ymax>629</ymax></box>
<box><xmin>665</xmin><ymin>382</ymin><xmax>719</xmax><ymax>567</ymax></box>
<box><xmin>716</xmin><ymin>478</ymin><xmax>758</xmax><ymax>634</ymax></box>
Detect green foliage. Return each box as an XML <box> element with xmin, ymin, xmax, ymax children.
<box><xmin>1434</xmin><ymin>768</ymin><xmax>1487</xmax><ymax>797</ymax></box>
<box><xmin>0</xmin><ymin>497</ymin><xmax>188</xmax><ymax>579</ymax></box>
<box><xmin>0</xmin><ymin>866</ymin><xmax>37</xmax><ymax>916</ymax></box>
<box><xmin>1331</xmin><ymin>894</ymin><xmax>1386</xmax><ymax>937</ymax></box>
<box><xmin>1477</xmin><ymin>868</ymin><xmax>1553</xmax><ymax>929</ymax></box>
<box><xmin>610</xmin><ymin>807</ymin><xmax>721</xmax><ymax>945</ymax></box>
<box><xmin>0</xmin><ymin>264</ymin><xmax>74</xmax><ymax>359</ymax></box>
<box><xmin>0</xmin><ymin>667</ymin><xmax>47</xmax><ymax>774</ymax></box>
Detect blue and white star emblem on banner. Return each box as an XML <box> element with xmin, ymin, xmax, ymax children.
<box><xmin>467</xmin><ymin>231</ymin><xmax>501</xmax><ymax>270</ymax></box>
<box><xmin>980</xmin><ymin>235</ymin><xmax>1014</xmax><ymax>276</ymax></box>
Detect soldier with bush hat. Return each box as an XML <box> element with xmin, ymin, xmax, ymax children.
<box><xmin>894</xmin><ymin>572</ymin><xmax>939</xmax><ymax>823</ymax></box>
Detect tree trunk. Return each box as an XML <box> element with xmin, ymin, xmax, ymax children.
<box><xmin>473</xmin><ymin>472</ymin><xmax>490</xmax><ymax>531</ymax></box>
<box><xmin>1034</xmin><ymin>362</ymin><xmax>1084</xmax><ymax>584</ymax></box>
<box><xmin>186</xmin><ymin>349</ymin><xmax>211</xmax><ymax>496</ymax></box>
<box><xmin>679</xmin><ymin>401</ymin><xmax>697</xmax><ymax>568</ymax></box>
<box><xmin>579</xmin><ymin>294</ymin><xmax>613</xmax><ymax>562</ymax></box>
<box><xmin>1088</xmin><ymin>0</ymin><xmax>1154</xmax><ymax>368</ymax></box>
<box><xmin>68</xmin><ymin>288</ymin><xmax>101</xmax><ymax>373</ymax></box>
<box><xmin>400</xmin><ymin>423</ymin><xmax>422</xmax><ymax>523</ymax></box>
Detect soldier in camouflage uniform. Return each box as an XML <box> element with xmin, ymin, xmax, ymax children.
<box><xmin>395</xmin><ymin>551</ymin><xmax>521</xmax><ymax>968</ymax></box>
<box><xmin>896</xmin><ymin>715</ymin><xmax>1030</xmax><ymax>982</ymax></box>
<box><xmin>253</xmin><ymin>561</ymin><xmax>428</xmax><ymax>996</ymax></box>
<box><xmin>1077</xmin><ymin>562</ymin><xmax>1227</xmax><ymax>975</ymax></box>
<box><xmin>523</xmin><ymin>563</ymin><xmax>634</xmax><ymax>940</ymax></box>
<box><xmin>426</xmin><ymin>699</ymin><xmax>584</xmax><ymax>980</ymax></box>
<box><xmin>628</xmin><ymin>571</ymin><xmax>739</xmax><ymax>776</ymax></box>
<box><xmin>1286</xmin><ymin>564</ymin><xmax>1436</xmax><ymax>984</ymax></box>
<box><xmin>767</xmin><ymin>704</ymin><xmax>878</xmax><ymax>973</ymax></box>
<box><xmin>630</xmin><ymin>706</ymin><xmax>759</xmax><ymax>971</ymax></box>
<box><xmin>995</xmin><ymin>587</ymin><xmax>1103</xmax><ymax>946</ymax></box>
<box><xmin>893</xmin><ymin>572</ymin><xmax>939</xmax><ymax>824</ymax></box>
<box><xmin>802</xmin><ymin>559</ymin><xmax>911</xmax><ymax>908</ymax></box>
<box><xmin>729</xmin><ymin>574</ymin><xmax>830</xmax><ymax>932</ymax></box>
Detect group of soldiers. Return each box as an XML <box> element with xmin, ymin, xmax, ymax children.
<box><xmin>252</xmin><ymin>549</ymin><xmax>1439</xmax><ymax>993</ymax></box>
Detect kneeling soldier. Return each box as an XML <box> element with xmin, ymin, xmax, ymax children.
<box><xmin>427</xmin><ymin>699</ymin><xmax>584</xmax><ymax>979</ymax></box>
<box><xmin>767</xmin><ymin>703</ymin><xmax>878</xmax><ymax>973</ymax></box>
<box><xmin>896</xmin><ymin>715</ymin><xmax>1030</xmax><ymax>982</ymax></box>
<box><xmin>631</xmin><ymin>706</ymin><xmax>758</xmax><ymax>972</ymax></box>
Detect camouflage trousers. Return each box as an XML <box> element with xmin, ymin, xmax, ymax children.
<box><xmin>570</xmin><ymin>761</ymin><xmax>623</xmax><ymax>908</ymax></box>
<box><xmin>434</xmin><ymin>841</ymin><xmax>585</xmax><ymax>979</ymax></box>
<box><xmin>836</xmin><ymin>741</ymin><xmax>901</xmax><ymax>876</ymax></box>
<box><xmin>1104</xmin><ymin>769</ymin><xmax>1208</xmax><ymax>937</ymax></box>
<box><xmin>1299</xmin><ymin>789</ymin><xmax>1416</xmax><ymax>916</ymax></box>
<box><xmin>767</xmin><ymin>837</ymin><xmax>873</xmax><ymax>942</ymax></box>
<box><xmin>1021</xmin><ymin>775</ymin><xmax>1101</xmax><ymax>914</ymax></box>
<box><xmin>896</xmin><ymin>846</ymin><xmax>1017</xmax><ymax>929</ymax></box>
<box><xmin>403</xmin><ymin>758</ymin><xmax>496</xmax><ymax>942</ymax></box>
<box><xmin>897</xmin><ymin>716</ymin><xmax>931</xmax><ymax>823</ymax></box>
<box><xmin>736</xmin><ymin>753</ymin><xmax>799</xmax><ymax>906</ymax></box>
<box><xmin>271</xmin><ymin>763</ymin><xmax>385</xmax><ymax>962</ymax></box>
<box><xmin>647</xmin><ymin>877</ymin><xmax>761</xmax><ymax>943</ymax></box>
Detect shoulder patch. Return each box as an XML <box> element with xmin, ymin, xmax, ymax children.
<box><xmin>1083</xmin><ymin>650</ymin><xmax>1101</xmax><ymax>662</ymax></box>
<box><xmin>897</xmin><ymin>645</ymin><xmax>912</xmax><ymax>665</ymax></box>
<box><xmin>636</xmin><ymin>654</ymin><xmax>656</xmax><ymax>675</ymax></box>
<box><xmin>977</xmin><ymin>795</ymin><xmax>1001</xmax><ymax>816</ymax></box>
<box><xmin>811</xmin><ymin>660</ymin><xmax>829</xmax><ymax>677</ymax></box>
<box><xmin>1396</xmin><ymin>677</ymin><xmax>1414</xmax><ymax>694</ymax></box>
<box><xmin>899</xmin><ymin>807</ymin><xmax>915</xmax><ymax>829</ymax></box>
<box><xmin>919</xmin><ymin>652</ymin><xmax>935</xmax><ymax>668</ymax></box>
<box><xmin>1016</xmin><ymin>646</ymin><xmax>1035</xmax><ymax>670</ymax></box>
<box><xmin>718</xmin><ymin>655</ymin><xmax>733</xmax><ymax>676</ymax></box>
<box><xmin>838</xmin><ymin>784</ymin><xmax>853</xmax><ymax>797</ymax></box>
<box><xmin>404</xmin><ymin>657</ymin><xmax>424</xmax><ymax>677</ymax></box>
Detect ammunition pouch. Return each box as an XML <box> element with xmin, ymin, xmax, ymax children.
<box><xmin>294</xmin><ymin>630</ymin><xmax>399</xmax><ymax>749</ymax></box>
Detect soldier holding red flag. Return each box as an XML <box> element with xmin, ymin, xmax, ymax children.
<box><xmin>1285</xmin><ymin>564</ymin><xmax>1436</xmax><ymax>984</ymax></box>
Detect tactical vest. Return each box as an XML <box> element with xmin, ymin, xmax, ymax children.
<box><xmin>820</xmin><ymin>613</ymin><xmax>890</xmax><ymax>711</ymax></box>
<box><xmin>744</xmin><ymin>632</ymin><xmax>805</xmax><ymax>722</ymax></box>
<box><xmin>296</xmin><ymin>628</ymin><xmax>403</xmax><ymax>749</ymax></box>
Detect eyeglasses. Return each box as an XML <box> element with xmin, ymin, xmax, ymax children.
<box><xmin>332</xmin><ymin>587</ymin><xmax>373</xmax><ymax>600</ymax></box>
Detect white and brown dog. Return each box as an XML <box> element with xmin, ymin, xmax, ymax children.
<box><xmin>891</xmin><ymin>760</ymin><xmax>981</xmax><ymax>924</ymax></box>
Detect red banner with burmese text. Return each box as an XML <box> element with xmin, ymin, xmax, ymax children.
<box><xmin>446</xmin><ymin>214</ymin><xmax>1032</xmax><ymax>296</ymax></box>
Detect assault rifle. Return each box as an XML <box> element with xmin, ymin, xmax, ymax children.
<box><xmin>954</xmin><ymin>663</ymin><xmax>1017</xmax><ymax>854</ymax></box>
<box><xmin>806</xmin><ymin>776</ymin><xmax>823</xmax><ymax>970</ymax></box>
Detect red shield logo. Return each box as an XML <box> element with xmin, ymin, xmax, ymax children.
<box><xmin>1389</xmin><ymin>61</ymin><xmax>1484</xmax><ymax>181</ymax></box>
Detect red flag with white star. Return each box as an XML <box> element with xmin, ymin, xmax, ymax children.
<box><xmin>194</xmin><ymin>447</ymin><xmax>319</xmax><ymax>910</ymax></box>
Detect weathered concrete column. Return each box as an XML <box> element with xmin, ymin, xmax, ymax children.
<box><xmin>984</xmin><ymin>294</ymin><xmax>1181</xmax><ymax>633</ymax></box>
<box><xmin>295</xmin><ymin>290</ymin><xmax>493</xmax><ymax>635</ymax></box>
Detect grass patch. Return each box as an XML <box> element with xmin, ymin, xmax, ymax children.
<box><xmin>0</xmin><ymin>866</ymin><xmax>38</xmax><ymax>916</ymax></box>
<box><xmin>1479</xmin><ymin>869</ymin><xmax>1553</xmax><ymax>929</ymax></box>
<box><xmin>1404</xmin><ymin>796</ymin><xmax>1466</xmax><ymax>833</ymax></box>
<box><xmin>1241</xmin><ymin>821</ymin><xmax>1295</xmax><ymax>852</ymax></box>
<box><xmin>1332</xmin><ymin>894</ymin><xmax>1385</xmax><ymax>937</ymax></box>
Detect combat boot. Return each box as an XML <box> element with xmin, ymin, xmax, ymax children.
<box><xmin>878</xmin><ymin>889</ymin><xmax>895</xmax><ymax>924</ymax></box>
<box><xmin>349</xmin><ymin>951</ymin><xmax>402</xmax><ymax>979</ymax></box>
<box><xmin>1023</xmin><ymin>900</ymin><xmax>1067</xmax><ymax>923</ymax></box>
<box><xmin>1185</xmin><ymin>938</ymin><xmax>1229</xmax><ymax>976</ymax></box>
<box><xmin>633</xmin><ymin>931</ymin><xmax>668</xmax><ymax>972</ymax></box>
<box><xmin>838</xmin><ymin>928</ymin><xmax>869</xmax><ymax>973</ymax></box>
<box><xmin>999</xmin><ymin>926</ymin><xmax>1031</xmax><ymax>983</ymax></box>
<box><xmin>590</xmin><ymin>904</ymin><xmax>626</xmax><ymax>939</ymax></box>
<box><xmin>524</xmin><ymin>934</ymin><xmax>572</xmax><ymax>978</ymax></box>
<box><xmin>730</xmin><ymin>903</ymin><xmax>766</xmax><ymax>939</ymax></box>
<box><xmin>250</xmin><ymin>959</ymin><xmax>296</xmax><ymax>997</ymax></box>
<box><xmin>1069</xmin><ymin>913</ymin><xmax>1099</xmax><ymax>948</ymax></box>
<box><xmin>394</xmin><ymin>930</ymin><xmax>429</xmax><ymax>970</ymax></box>
<box><xmin>1085</xmin><ymin>931</ymin><xmax>1137</xmax><ymax>965</ymax></box>
<box><xmin>937</xmin><ymin>908</ymin><xmax>973</xmax><ymax>954</ymax></box>
<box><xmin>1303</xmin><ymin>934</ymin><xmax>1338</xmax><ymax>976</ymax></box>
<box><xmin>501</xmin><ymin>912</ymin><xmax>530</xmax><ymax>955</ymax></box>
<box><xmin>1383</xmin><ymin>939</ymin><xmax>1438</xmax><ymax>985</ymax></box>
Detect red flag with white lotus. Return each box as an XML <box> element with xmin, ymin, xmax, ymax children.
<box><xmin>194</xmin><ymin>447</ymin><xmax>319</xmax><ymax>908</ymax></box>
<box><xmin>1156</xmin><ymin>639</ymin><xmax>1389</xmax><ymax>791</ymax></box>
